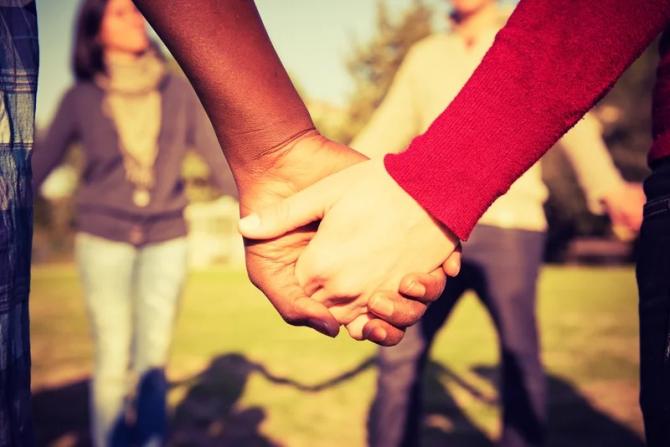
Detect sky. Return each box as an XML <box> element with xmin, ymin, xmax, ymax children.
<box><xmin>35</xmin><ymin>0</ymin><xmax>515</xmax><ymax>125</ymax></box>
<box><xmin>35</xmin><ymin>0</ymin><xmax>453</xmax><ymax>124</ymax></box>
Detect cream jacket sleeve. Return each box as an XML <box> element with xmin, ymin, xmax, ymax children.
<box><xmin>559</xmin><ymin>113</ymin><xmax>626</xmax><ymax>214</ymax></box>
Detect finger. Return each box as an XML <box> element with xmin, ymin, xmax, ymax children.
<box><xmin>367</xmin><ymin>292</ymin><xmax>429</xmax><ymax>327</ymax></box>
<box><xmin>398</xmin><ymin>270</ymin><xmax>446</xmax><ymax>303</ymax></box>
<box><xmin>292</xmin><ymin>296</ymin><xmax>341</xmax><ymax>337</ymax></box>
<box><xmin>444</xmin><ymin>243</ymin><xmax>462</xmax><ymax>277</ymax></box>
<box><xmin>362</xmin><ymin>318</ymin><xmax>406</xmax><ymax>346</ymax></box>
<box><xmin>238</xmin><ymin>183</ymin><xmax>332</xmax><ymax>240</ymax></box>
<box><xmin>344</xmin><ymin>313</ymin><xmax>371</xmax><ymax>340</ymax></box>
<box><xmin>627</xmin><ymin>209</ymin><xmax>643</xmax><ymax>232</ymax></box>
<box><xmin>251</xmin><ymin>266</ymin><xmax>340</xmax><ymax>337</ymax></box>
<box><xmin>310</xmin><ymin>287</ymin><xmax>369</xmax><ymax>322</ymax></box>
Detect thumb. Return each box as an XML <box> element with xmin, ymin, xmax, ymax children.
<box><xmin>239</xmin><ymin>182</ymin><xmax>329</xmax><ymax>240</ymax></box>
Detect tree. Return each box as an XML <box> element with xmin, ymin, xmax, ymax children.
<box><xmin>317</xmin><ymin>0</ymin><xmax>435</xmax><ymax>143</ymax></box>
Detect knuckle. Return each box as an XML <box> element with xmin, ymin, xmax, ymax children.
<box><xmin>326</xmin><ymin>276</ymin><xmax>360</xmax><ymax>298</ymax></box>
<box><xmin>298</xmin><ymin>260</ymin><xmax>334</xmax><ymax>293</ymax></box>
<box><xmin>275</xmin><ymin>201</ymin><xmax>292</xmax><ymax>224</ymax></box>
<box><xmin>304</xmin><ymin>255</ymin><xmax>335</xmax><ymax>280</ymax></box>
<box><xmin>409</xmin><ymin>300</ymin><xmax>428</xmax><ymax>318</ymax></box>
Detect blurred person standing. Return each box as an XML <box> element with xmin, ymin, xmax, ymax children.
<box><xmin>355</xmin><ymin>1</ymin><xmax>644</xmax><ymax>446</ymax></box>
<box><xmin>0</xmin><ymin>0</ymin><xmax>38</xmax><ymax>445</ymax></box>
<box><xmin>31</xmin><ymin>0</ymin><xmax>235</xmax><ymax>445</ymax></box>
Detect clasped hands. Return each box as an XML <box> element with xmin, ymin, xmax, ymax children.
<box><xmin>237</xmin><ymin>130</ymin><xmax>460</xmax><ymax>346</ymax></box>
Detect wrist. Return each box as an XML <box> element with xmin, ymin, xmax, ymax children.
<box><xmin>232</xmin><ymin>127</ymin><xmax>317</xmax><ymax>189</ymax></box>
<box><xmin>235</xmin><ymin>130</ymin><xmax>367</xmax><ymax>214</ymax></box>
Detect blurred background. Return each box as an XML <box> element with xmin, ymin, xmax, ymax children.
<box><xmin>31</xmin><ymin>0</ymin><xmax>653</xmax><ymax>445</ymax></box>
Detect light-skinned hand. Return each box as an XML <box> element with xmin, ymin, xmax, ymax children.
<box><xmin>602</xmin><ymin>181</ymin><xmax>645</xmax><ymax>236</ymax></box>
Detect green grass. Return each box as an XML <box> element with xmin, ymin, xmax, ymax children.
<box><xmin>30</xmin><ymin>265</ymin><xmax>643</xmax><ymax>446</ymax></box>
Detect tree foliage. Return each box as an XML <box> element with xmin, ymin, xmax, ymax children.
<box><xmin>318</xmin><ymin>0</ymin><xmax>434</xmax><ymax>143</ymax></box>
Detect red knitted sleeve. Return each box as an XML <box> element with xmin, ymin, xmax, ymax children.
<box><xmin>385</xmin><ymin>0</ymin><xmax>670</xmax><ymax>240</ymax></box>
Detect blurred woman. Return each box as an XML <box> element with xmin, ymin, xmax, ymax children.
<box><xmin>32</xmin><ymin>0</ymin><xmax>235</xmax><ymax>445</ymax></box>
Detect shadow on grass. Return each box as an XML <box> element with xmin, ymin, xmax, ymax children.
<box><xmin>169</xmin><ymin>353</ymin><xmax>278</xmax><ymax>447</ymax></box>
<box><xmin>31</xmin><ymin>353</ymin><xmax>374</xmax><ymax>446</ymax></box>
<box><xmin>419</xmin><ymin>362</ymin><xmax>643</xmax><ymax>447</ymax></box>
<box><xmin>31</xmin><ymin>354</ymin><xmax>642</xmax><ymax>446</ymax></box>
<box><xmin>418</xmin><ymin>361</ymin><xmax>494</xmax><ymax>447</ymax></box>
<box><xmin>32</xmin><ymin>380</ymin><xmax>90</xmax><ymax>446</ymax></box>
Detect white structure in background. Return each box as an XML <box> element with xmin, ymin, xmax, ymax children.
<box><xmin>184</xmin><ymin>195</ymin><xmax>245</xmax><ymax>269</ymax></box>
<box><xmin>40</xmin><ymin>164</ymin><xmax>78</xmax><ymax>200</ymax></box>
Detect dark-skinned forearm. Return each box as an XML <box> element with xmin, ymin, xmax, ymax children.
<box><xmin>133</xmin><ymin>0</ymin><xmax>314</xmax><ymax>176</ymax></box>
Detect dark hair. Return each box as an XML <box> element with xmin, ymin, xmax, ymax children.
<box><xmin>72</xmin><ymin>0</ymin><xmax>109</xmax><ymax>81</ymax></box>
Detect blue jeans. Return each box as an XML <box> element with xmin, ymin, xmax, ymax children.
<box><xmin>369</xmin><ymin>225</ymin><xmax>546</xmax><ymax>447</ymax></box>
<box><xmin>0</xmin><ymin>2</ymin><xmax>38</xmax><ymax>446</ymax></box>
<box><xmin>75</xmin><ymin>233</ymin><xmax>188</xmax><ymax>447</ymax></box>
<box><xmin>638</xmin><ymin>159</ymin><xmax>670</xmax><ymax>446</ymax></box>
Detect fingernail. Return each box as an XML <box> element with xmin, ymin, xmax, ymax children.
<box><xmin>370</xmin><ymin>295</ymin><xmax>394</xmax><ymax>318</ymax></box>
<box><xmin>370</xmin><ymin>327</ymin><xmax>387</xmax><ymax>343</ymax></box>
<box><xmin>408</xmin><ymin>280</ymin><xmax>426</xmax><ymax>297</ymax></box>
<box><xmin>309</xmin><ymin>319</ymin><xmax>338</xmax><ymax>338</ymax></box>
<box><xmin>239</xmin><ymin>213</ymin><xmax>261</xmax><ymax>233</ymax></box>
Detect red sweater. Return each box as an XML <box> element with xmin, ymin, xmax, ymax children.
<box><xmin>385</xmin><ymin>0</ymin><xmax>670</xmax><ymax>240</ymax></box>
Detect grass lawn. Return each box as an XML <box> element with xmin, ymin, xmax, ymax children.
<box><xmin>30</xmin><ymin>264</ymin><xmax>643</xmax><ymax>446</ymax></box>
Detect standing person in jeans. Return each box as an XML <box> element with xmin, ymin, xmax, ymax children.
<box><xmin>31</xmin><ymin>0</ymin><xmax>235</xmax><ymax>445</ymax></box>
<box><xmin>0</xmin><ymin>1</ymin><xmax>38</xmax><ymax>445</ymax></box>
<box><xmin>354</xmin><ymin>1</ymin><xmax>644</xmax><ymax>445</ymax></box>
